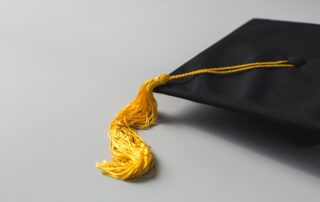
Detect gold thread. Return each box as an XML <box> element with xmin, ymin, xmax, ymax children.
<box><xmin>169</xmin><ymin>60</ymin><xmax>293</xmax><ymax>80</ymax></box>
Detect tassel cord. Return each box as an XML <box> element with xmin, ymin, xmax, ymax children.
<box><xmin>96</xmin><ymin>60</ymin><xmax>293</xmax><ymax>180</ymax></box>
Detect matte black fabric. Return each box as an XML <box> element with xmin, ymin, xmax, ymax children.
<box><xmin>155</xmin><ymin>19</ymin><xmax>320</xmax><ymax>137</ymax></box>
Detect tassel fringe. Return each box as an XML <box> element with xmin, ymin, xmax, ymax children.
<box><xmin>96</xmin><ymin>74</ymin><xmax>170</xmax><ymax>180</ymax></box>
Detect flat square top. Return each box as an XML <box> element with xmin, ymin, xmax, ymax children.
<box><xmin>155</xmin><ymin>19</ymin><xmax>320</xmax><ymax>132</ymax></box>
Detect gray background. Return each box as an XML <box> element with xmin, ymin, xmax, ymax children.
<box><xmin>1</xmin><ymin>0</ymin><xmax>320</xmax><ymax>201</ymax></box>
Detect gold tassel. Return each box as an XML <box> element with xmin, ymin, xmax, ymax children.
<box><xmin>96</xmin><ymin>60</ymin><xmax>293</xmax><ymax>180</ymax></box>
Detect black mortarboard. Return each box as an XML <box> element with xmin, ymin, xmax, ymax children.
<box><xmin>97</xmin><ymin>19</ymin><xmax>320</xmax><ymax>180</ymax></box>
<box><xmin>155</xmin><ymin>18</ymin><xmax>320</xmax><ymax>133</ymax></box>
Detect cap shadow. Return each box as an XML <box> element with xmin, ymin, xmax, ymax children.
<box><xmin>158</xmin><ymin>104</ymin><xmax>320</xmax><ymax>178</ymax></box>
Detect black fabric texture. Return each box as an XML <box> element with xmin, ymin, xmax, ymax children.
<box><xmin>154</xmin><ymin>19</ymin><xmax>320</xmax><ymax>140</ymax></box>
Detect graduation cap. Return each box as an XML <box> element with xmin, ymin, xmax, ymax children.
<box><xmin>96</xmin><ymin>19</ymin><xmax>320</xmax><ymax>180</ymax></box>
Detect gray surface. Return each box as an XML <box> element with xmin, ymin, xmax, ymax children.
<box><xmin>1</xmin><ymin>0</ymin><xmax>320</xmax><ymax>201</ymax></box>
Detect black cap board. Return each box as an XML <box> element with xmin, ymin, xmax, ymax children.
<box><xmin>97</xmin><ymin>19</ymin><xmax>320</xmax><ymax>180</ymax></box>
<box><xmin>155</xmin><ymin>19</ymin><xmax>320</xmax><ymax>133</ymax></box>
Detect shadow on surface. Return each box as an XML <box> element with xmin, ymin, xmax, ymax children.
<box><xmin>158</xmin><ymin>105</ymin><xmax>320</xmax><ymax>178</ymax></box>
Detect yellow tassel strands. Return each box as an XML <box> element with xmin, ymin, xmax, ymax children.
<box><xmin>96</xmin><ymin>60</ymin><xmax>294</xmax><ymax>180</ymax></box>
